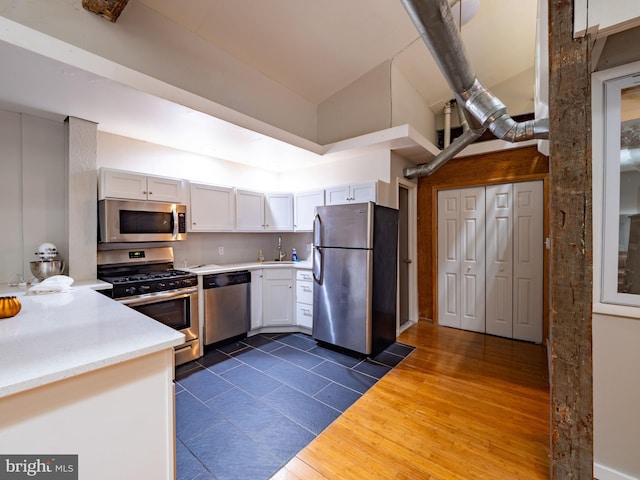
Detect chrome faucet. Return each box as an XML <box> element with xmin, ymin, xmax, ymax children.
<box><xmin>278</xmin><ymin>236</ymin><xmax>286</xmax><ymax>261</ymax></box>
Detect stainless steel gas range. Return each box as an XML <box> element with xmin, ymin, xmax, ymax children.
<box><xmin>97</xmin><ymin>246</ymin><xmax>200</xmax><ymax>366</ymax></box>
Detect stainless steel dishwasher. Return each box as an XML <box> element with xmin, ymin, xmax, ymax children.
<box><xmin>202</xmin><ymin>270</ymin><xmax>251</xmax><ymax>345</ymax></box>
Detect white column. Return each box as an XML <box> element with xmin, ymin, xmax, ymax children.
<box><xmin>65</xmin><ymin>116</ymin><xmax>98</xmax><ymax>281</ymax></box>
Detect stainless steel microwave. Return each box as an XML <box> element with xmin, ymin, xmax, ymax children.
<box><xmin>98</xmin><ymin>199</ymin><xmax>187</xmax><ymax>243</ymax></box>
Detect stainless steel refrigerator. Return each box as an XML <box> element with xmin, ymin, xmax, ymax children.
<box><xmin>312</xmin><ymin>202</ymin><xmax>399</xmax><ymax>356</ymax></box>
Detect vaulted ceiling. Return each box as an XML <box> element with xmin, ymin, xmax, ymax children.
<box><xmin>0</xmin><ymin>0</ymin><xmax>540</xmax><ymax>170</ymax></box>
<box><xmin>136</xmin><ymin>0</ymin><xmax>539</xmax><ymax>114</ymax></box>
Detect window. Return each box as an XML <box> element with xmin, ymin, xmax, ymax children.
<box><xmin>601</xmin><ymin>72</ymin><xmax>640</xmax><ymax>306</ymax></box>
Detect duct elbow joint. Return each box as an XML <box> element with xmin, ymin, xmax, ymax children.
<box><xmin>489</xmin><ymin>116</ymin><xmax>550</xmax><ymax>142</ymax></box>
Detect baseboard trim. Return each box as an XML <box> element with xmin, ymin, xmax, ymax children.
<box><xmin>595</xmin><ymin>463</ymin><xmax>638</xmax><ymax>480</ymax></box>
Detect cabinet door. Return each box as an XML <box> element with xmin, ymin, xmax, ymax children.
<box><xmin>236</xmin><ymin>190</ymin><xmax>265</xmax><ymax>231</ymax></box>
<box><xmin>263</xmin><ymin>270</ymin><xmax>293</xmax><ymax>326</ymax></box>
<box><xmin>294</xmin><ymin>190</ymin><xmax>324</xmax><ymax>231</ymax></box>
<box><xmin>147</xmin><ymin>176</ymin><xmax>183</xmax><ymax>203</ymax></box>
<box><xmin>189</xmin><ymin>183</ymin><xmax>234</xmax><ymax>231</ymax></box>
<box><xmin>265</xmin><ymin>193</ymin><xmax>293</xmax><ymax>231</ymax></box>
<box><xmin>350</xmin><ymin>182</ymin><xmax>376</xmax><ymax>203</ymax></box>
<box><xmin>325</xmin><ymin>185</ymin><xmax>350</xmax><ymax>205</ymax></box>
<box><xmin>102</xmin><ymin>170</ymin><xmax>148</xmax><ymax>200</ymax></box>
<box><xmin>251</xmin><ymin>270</ymin><xmax>263</xmax><ymax>330</ymax></box>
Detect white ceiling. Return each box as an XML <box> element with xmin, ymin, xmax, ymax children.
<box><xmin>0</xmin><ymin>0</ymin><xmax>540</xmax><ymax>171</ymax></box>
<box><xmin>137</xmin><ymin>0</ymin><xmax>539</xmax><ymax>112</ymax></box>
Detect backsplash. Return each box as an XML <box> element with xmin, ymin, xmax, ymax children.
<box><xmin>172</xmin><ymin>232</ymin><xmax>313</xmax><ymax>268</ymax></box>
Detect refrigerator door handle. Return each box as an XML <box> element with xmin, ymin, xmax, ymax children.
<box><xmin>313</xmin><ymin>213</ymin><xmax>322</xmax><ymax>247</ymax></box>
<box><xmin>313</xmin><ymin>246</ymin><xmax>323</xmax><ymax>285</ymax></box>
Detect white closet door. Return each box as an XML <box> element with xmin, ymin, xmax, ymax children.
<box><xmin>460</xmin><ymin>187</ymin><xmax>486</xmax><ymax>332</ymax></box>
<box><xmin>512</xmin><ymin>181</ymin><xmax>544</xmax><ymax>343</ymax></box>
<box><xmin>485</xmin><ymin>184</ymin><xmax>514</xmax><ymax>338</ymax></box>
<box><xmin>438</xmin><ymin>190</ymin><xmax>461</xmax><ymax>328</ymax></box>
<box><xmin>437</xmin><ymin>187</ymin><xmax>485</xmax><ymax>331</ymax></box>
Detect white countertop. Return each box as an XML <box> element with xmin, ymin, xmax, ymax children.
<box><xmin>186</xmin><ymin>259</ymin><xmax>312</xmax><ymax>275</ymax></box>
<box><xmin>0</xmin><ymin>287</ymin><xmax>184</xmax><ymax>398</ymax></box>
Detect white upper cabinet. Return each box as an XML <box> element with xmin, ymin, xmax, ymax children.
<box><xmin>100</xmin><ymin>169</ymin><xmax>183</xmax><ymax>203</ymax></box>
<box><xmin>189</xmin><ymin>183</ymin><xmax>235</xmax><ymax>232</ymax></box>
<box><xmin>265</xmin><ymin>193</ymin><xmax>294</xmax><ymax>231</ymax></box>
<box><xmin>294</xmin><ymin>190</ymin><xmax>324</xmax><ymax>231</ymax></box>
<box><xmin>325</xmin><ymin>182</ymin><xmax>376</xmax><ymax>205</ymax></box>
<box><xmin>236</xmin><ymin>189</ymin><xmax>265</xmax><ymax>231</ymax></box>
<box><xmin>236</xmin><ymin>191</ymin><xmax>294</xmax><ymax>231</ymax></box>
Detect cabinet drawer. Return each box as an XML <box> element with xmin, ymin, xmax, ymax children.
<box><xmin>296</xmin><ymin>304</ymin><xmax>313</xmax><ymax>329</ymax></box>
<box><xmin>264</xmin><ymin>268</ymin><xmax>293</xmax><ymax>280</ymax></box>
<box><xmin>296</xmin><ymin>281</ymin><xmax>313</xmax><ymax>304</ymax></box>
<box><xmin>296</xmin><ymin>270</ymin><xmax>313</xmax><ymax>282</ymax></box>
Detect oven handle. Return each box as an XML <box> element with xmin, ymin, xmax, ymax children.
<box><xmin>118</xmin><ymin>287</ymin><xmax>198</xmax><ymax>306</ymax></box>
<box><xmin>174</xmin><ymin>343</ymin><xmax>193</xmax><ymax>354</ymax></box>
<box><xmin>172</xmin><ymin>206</ymin><xmax>179</xmax><ymax>240</ymax></box>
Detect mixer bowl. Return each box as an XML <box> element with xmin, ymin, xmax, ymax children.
<box><xmin>29</xmin><ymin>260</ymin><xmax>65</xmax><ymax>281</ymax></box>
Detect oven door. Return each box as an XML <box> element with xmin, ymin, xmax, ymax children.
<box><xmin>119</xmin><ymin>287</ymin><xmax>200</xmax><ymax>365</ymax></box>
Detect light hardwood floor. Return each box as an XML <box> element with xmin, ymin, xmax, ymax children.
<box><xmin>273</xmin><ymin>321</ymin><xmax>550</xmax><ymax>479</ymax></box>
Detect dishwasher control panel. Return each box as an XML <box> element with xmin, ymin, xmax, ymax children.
<box><xmin>202</xmin><ymin>270</ymin><xmax>251</xmax><ymax>289</ymax></box>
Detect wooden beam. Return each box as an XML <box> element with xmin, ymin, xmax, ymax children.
<box><xmin>82</xmin><ymin>0</ymin><xmax>130</xmax><ymax>22</ymax></box>
<box><xmin>548</xmin><ymin>0</ymin><xmax>594</xmax><ymax>477</ymax></box>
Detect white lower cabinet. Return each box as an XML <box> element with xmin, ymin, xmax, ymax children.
<box><xmin>262</xmin><ymin>268</ymin><xmax>294</xmax><ymax>327</ymax></box>
<box><xmin>295</xmin><ymin>269</ymin><xmax>313</xmax><ymax>330</ymax></box>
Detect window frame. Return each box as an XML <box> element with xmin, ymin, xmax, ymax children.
<box><xmin>593</xmin><ymin>61</ymin><xmax>640</xmax><ymax>316</ymax></box>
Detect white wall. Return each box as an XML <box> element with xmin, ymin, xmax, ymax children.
<box><xmin>0</xmin><ymin>0</ymin><xmax>318</xmax><ymax>142</ymax></box>
<box><xmin>280</xmin><ymin>148</ymin><xmax>392</xmax><ymax>193</ymax></box>
<box><xmin>317</xmin><ymin>61</ymin><xmax>392</xmax><ymax>145</ymax></box>
<box><xmin>97</xmin><ymin>132</ymin><xmax>281</xmax><ymax>192</ymax></box>
<box><xmin>0</xmin><ymin>109</ymin><xmax>66</xmax><ymax>284</ymax></box>
<box><xmin>593</xmin><ymin>313</ymin><xmax>640</xmax><ymax>480</ymax></box>
<box><xmin>592</xmin><ymin>61</ymin><xmax>640</xmax><ymax>480</ymax></box>
<box><xmin>98</xmin><ymin>131</ymin><xmax>402</xmax><ymax>267</ymax></box>
<box><xmin>391</xmin><ymin>64</ymin><xmax>437</xmax><ymax>145</ymax></box>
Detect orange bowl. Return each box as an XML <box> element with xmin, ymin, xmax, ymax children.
<box><xmin>0</xmin><ymin>296</ymin><xmax>22</xmax><ymax>318</ymax></box>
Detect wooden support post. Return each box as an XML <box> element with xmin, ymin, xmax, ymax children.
<box><xmin>548</xmin><ymin>0</ymin><xmax>594</xmax><ymax>478</ymax></box>
<box><xmin>82</xmin><ymin>0</ymin><xmax>130</xmax><ymax>22</ymax></box>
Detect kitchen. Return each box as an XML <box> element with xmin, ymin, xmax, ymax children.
<box><xmin>0</xmin><ymin>115</ymin><xmax>414</xmax><ymax>479</ymax></box>
<box><xmin>1</xmin><ymin>0</ymin><xmax>640</xmax><ymax>479</ymax></box>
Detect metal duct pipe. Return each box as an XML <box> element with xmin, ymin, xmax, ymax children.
<box><xmin>405</xmin><ymin>126</ymin><xmax>485</xmax><ymax>178</ymax></box>
<box><xmin>444</xmin><ymin>101</ymin><xmax>452</xmax><ymax>147</ymax></box>
<box><xmin>400</xmin><ymin>0</ymin><xmax>550</xmax><ymax>178</ymax></box>
<box><xmin>455</xmin><ymin>99</ymin><xmax>470</xmax><ymax>133</ymax></box>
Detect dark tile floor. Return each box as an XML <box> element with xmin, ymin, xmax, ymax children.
<box><xmin>174</xmin><ymin>332</ymin><xmax>414</xmax><ymax>480</ymax></box>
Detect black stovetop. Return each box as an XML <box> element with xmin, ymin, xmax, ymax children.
<box><xmin>98</xmin><ymin>264</ymin><xmax>197</xmax><ymax>298</ymax></box>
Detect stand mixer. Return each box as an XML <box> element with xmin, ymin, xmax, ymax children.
<box><xmin>29</xmin><ymin>242</ymin><xmax>65</xmax><ymax>281</ymax></box>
